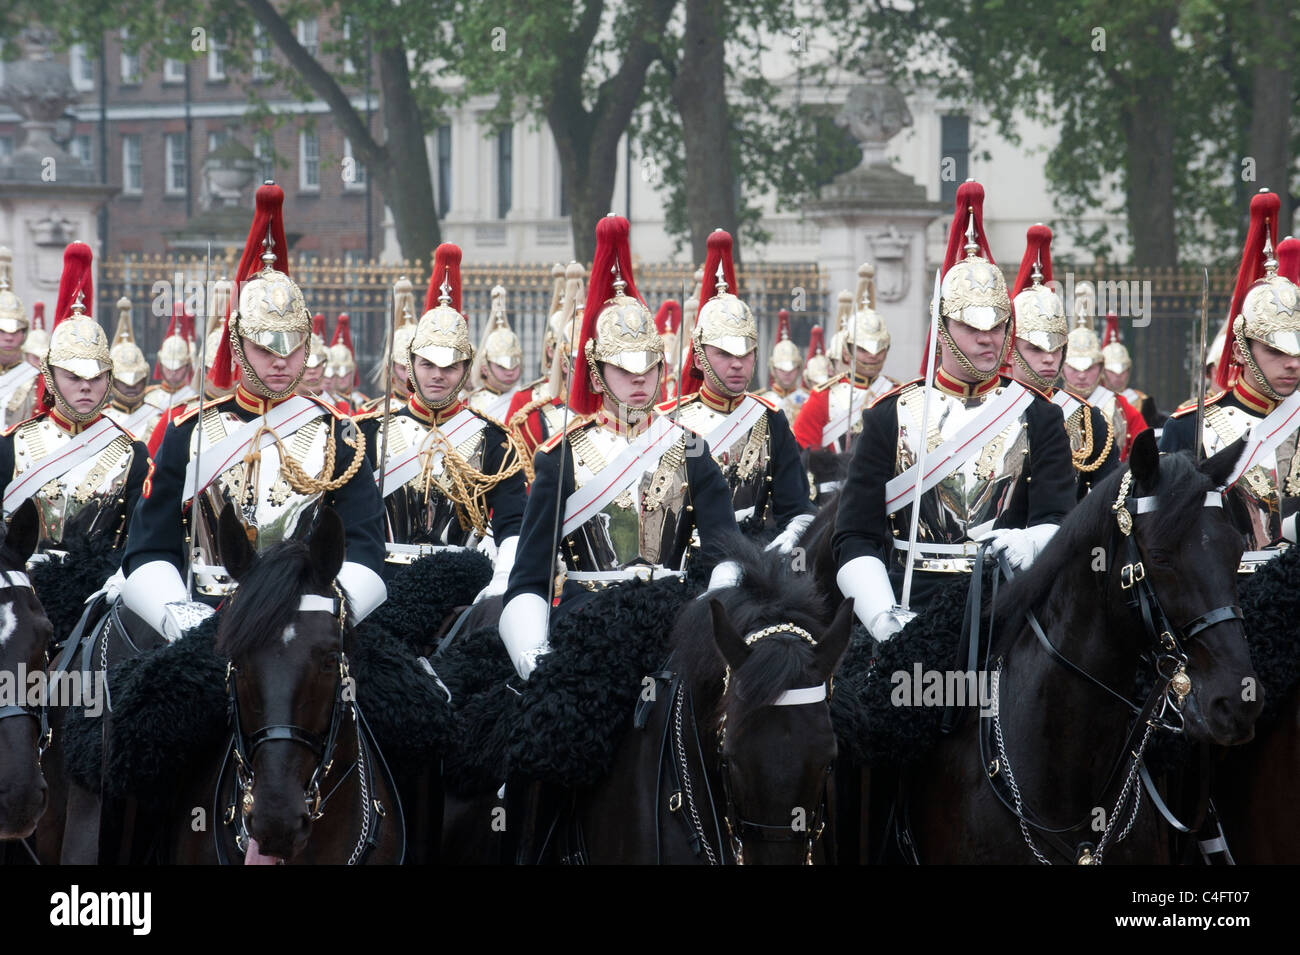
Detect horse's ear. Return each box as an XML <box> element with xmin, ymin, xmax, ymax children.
<box><xmin>6</xmin><ymin>499</ymin><xmax>39</xmax><ymax>564</ymax></box>
<box><xmin>1203</xmin><ymin>435</ymin><xmax>1247</xmax><ymax>488</ymax></box>
<box><xmin>1129</xmin><ymin>428</ymin><xmax>1159</xmax><ymax>487</ymax></box>
<box><xmin>708</xmin><ymin>598</ymin><xmax>748</xmax><ymax>673</ymax></box>
<box><xmin>309</xmin><ymin>507</ymin><xmax>346</xmax><ymax>589</ymax></box>
<box><xmin>812</xmin><ymin>598</ymin><xmax>855</xmax><ymax>683</ymax></box>
<box><xmin>218</xmin><ymin>504</ymin><xmax>257</xmax><ymax>582</ymax></box>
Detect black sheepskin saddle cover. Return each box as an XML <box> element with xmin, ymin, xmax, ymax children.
<box><xmin>30</xmin><ymin>534</ymin><xmax>124</xmax><ymax>642</ymax></box>
<box><xmin>1238</xmin><ymin>545</ymin><xmax>1300</xmax><ymax>729</ymax></box>
<box><xmin>438</xmin><ymin>575</ymin><xmax>699</xmax><ymax>795</ymax></box>
<box><xmin>59</xmin><ymin>550</ymin><xmax>489</xmax><ymax>811</ymax></box>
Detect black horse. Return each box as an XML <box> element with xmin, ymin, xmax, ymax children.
<box><xmin>0</xmin><ymin>502</ymin><xmax>50</xmax><ymax>848</ymax></box>
<box><xmin>167</xmin><ymin>507</ymin><xmax>405</xmax><ymax>864</ymax></box>
<box><xmin>896</xmin><ymin>431</ymin><xmax>1261</xmax><ymax>863</ymax></box>
<box><xmin>562</xmin><ymin>546</ymin><xmax>854</xmax><ymax>864</ymax></box>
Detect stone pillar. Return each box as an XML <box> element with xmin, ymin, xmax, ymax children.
<box><xmin>0</xmin><ymin>28</ymin><xmax>115</xmax><ymax>318</ymax></box>
<box><xmin>806</xmin><ymin>60</ymin><xmax>944</xmax><ymax>379</ymax></box>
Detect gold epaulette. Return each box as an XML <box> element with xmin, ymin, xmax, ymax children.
<box><xmin>656</xmin><ymin>393</ymin><xmax>696</xmax><ymax>415</ymax></box>
<box><xmin>750</xmin><ymin>392</ymin><xmax>779</xmax><ymax>412</ymax></box>
<box><xmin>877</xmin><ymin>376</ymin><xmax>922</xmax><ymax>404</ymax></box>
<box><xmin>175</xmin><ymin>394</ymin><xmax>234</xmax><ymax>426</ymax></box>
<box><xmin>1170</xmin><ymin>390</ymin><xmax>1227</xmax><ymax>419</ymax></box>
<box><xmin>811</xmin><ymin>373</ymin><xmax>848</xmax><ymax>395</ymax></box>
<box><xmin>539</xmin><ymin>414</ymin><xmax>597</xmax><ymax>454</ymax></box>
<box><xmin>2</xmin><ymin>410</ymin><xmax>40</xmax><ymax>437</ymax></box>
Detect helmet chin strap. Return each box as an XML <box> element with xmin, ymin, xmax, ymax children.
<box><xmin>591</xmin><ymin>360</ymin><xmax>662</xmax><ymax>424</ymax></box>
<box><xmin>42</xmin><ymin>361</ymin><xmax>110</xmax><ymax>423</ymax></box>
<box><xmin>413</xmin><ymin>364</ymin><xmax>466</xmax><ymax>411</ymax></box>
<box><xmin>1237</xmin><ymin>333</ymin><xmax>1286</xmax><ymax>402</ymax></box>
<box><xmin>230</xmin><ymin>323</ymin><xmax>307</xmax><ymax>400</ymax></box>
<box><xmin>1011</xmin><ymin>345</ymin><xmax>1056</xmax><ymax>392</ymax></box>
<box><xmin>938</xmin><ymin>318</ymin><xmax>1007</xmax><ymax>383</ymax></box>
<box><xmin>693</xmin><ymin>338</ymin><xmax>748</xmax><ymax>399</ymax></box>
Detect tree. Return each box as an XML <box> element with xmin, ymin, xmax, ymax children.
<box><xmin>17</xmin><ymin>0</ymin><xmax>447</xmax><ymax>264</ymax></box>
<box><xmin>450</xmin><ymin>0</ymin><xmax>678</xmax><ymax>263</ymax></box>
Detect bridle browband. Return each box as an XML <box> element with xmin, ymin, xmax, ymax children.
<box><xmin>0</xmin><ymin>570</ymin><xmax>51</xmax><ymax>761</ymax></box>
<box><xmin>720</xmin><ymin>623</ymin><xmax>833</xmax><ymax>865</ymax></box>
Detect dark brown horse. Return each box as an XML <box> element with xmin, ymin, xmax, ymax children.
<box><xmin>899</xmin><ymin>431</ymin><xmax>1261</xmax><ymax>863</ymax></box>
<box><xmin>167</xmin><ymin>506</ymin><xmax>405</xmax><ymax>864</ymax></box>
<box><xmin>0</xmin><ymin>501</ymin><xmax>50</xmax><ymax>847</ymax></box>
<box><xmin>563</xmin><ymin>547</ymin><xmax>854</xmax><ymax>864</ymax></box>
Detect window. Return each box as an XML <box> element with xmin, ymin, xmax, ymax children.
<box><xmin>299</xmin><ymin>131</ymin><xmax>319</xmax><ymax>191</ymax></box>
<box><xmin>0</xmin><ymin>136</ymin><xmax>13</xmax><ymax>161</ymax></box>
<box><xmin>163</xmin><ymin>57</ymin><xmax>185</xmax><ymax>83</ymax></box>
<box><xmin>165</xmin><ymin>133</ymin><xmax>188</xmax><ymax>194</ymax></box>
<box><xmin>939</xmin><ymin>114</ymin><xmax>970</xmax><ymax>205</ymax></box>
<box><xmin>254</xmin><ymin>133</ymin><xmax>275</xmax><ymax>182</ymax></box>
<box><xmin>341</xmin><ymin>19</ymin><xmax>356</xmax><ymax>75</ymax></box>
<box><xmin>496</xmin><ymin>125</ymin><xmax>512</xmax><ymax>218</ymax></box>
<box><xmin>343</xmin><ymin>139</ymin><xmax>366</xmax><ymax>190</ymax></box>
<box><xmin>252</xmin><ymin>25</ymin><xmax>271</xmax><ymax>80</ymax></box>
<box><xmin>208</xmin><ymin>39</ymin><xmax>226</xmax><ymax>80</ymax></box>
<box><xmin>207</xmin><ymin>130</ymin><xmax>229</xmax><ymax>154</ymax></box>
<box><xmin>69</xmin><ymin>134</ymin><xmax>92</xmax><ymax>165</ymax></box>
<box><xmin>122</xmin><ymin>135</ymin><xmax>142</xmax><ymax>194</ymax></box>
<box><xmin>436</xmin><ymin>125</ymin><xmax>452</xmax><ymax>217</ymax></box>
<box><xmin>296</xmin><ymin>18</ymin><xmax>318</xmax><ymax>57</ymax></box>
<box><xmin>119</xmin><ymin>29</ymin><xmax>141</xmax><ymax>85</ymax></box>
<box><xmin>69</xmin><ymin>44</ymin><xmax>95</xmax><ymax>92</ymax></box>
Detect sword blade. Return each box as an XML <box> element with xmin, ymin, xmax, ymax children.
<box><xmin>900</xmin><ymin>268</ymin><xmax>942</xmax><ymax>610</ymax></box>
<box><xmin>1195</xmin><ymin>265</ymin><xmax>1209</xmax><ymax>464</ymax></box>
<box><xmin>377</xmin><ymin>285</ymin><xmax>395</xmax><ymax>505</ymax></box>
<box><xmin>187</xmin><ymin>243</ymin><xmax>213</xmax><ymax>600</ymax></box>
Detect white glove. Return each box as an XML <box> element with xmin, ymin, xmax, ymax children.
<box><xmin>836</xmin><ymin>555</ymin><xmax>915</xmax><ymax>642</ymax></box>
<box><xmin>974</xmin><ymin>524</ymin><xmax>1058</xmax><ymax>571</ymax></box>
<box><xmin>84</xmin><ymin>566</ymin><xmax>126</xmax><ymax>606</ymax></box>
<box><xmin>161</xmin><ymin>601</ymin><xmax>215</xmax><ymax>641</ymax></box>
<box><xmin>336</xmin><ymin>561</ymin><xmax>387</xmax><ymax>624</ymax></box>
<box><xmin>499</xmin><ymin>592</ymin><xmax>550</xmax><ymax>680</ymax></box>
<box><xmin>766</xmin><ymin>513</ymin><xmax>815</xmax><ymax>554</ymax></box>
<box><xmin>121</xmin><ymin>560</ymin><xmax>190</xmax><ymax>640</ymax></box>
<box><xmin>475</xmin><ymin>536</ymin><xmax>517</xmax><ymax>602</ymax></box>
<box><xmin>699</xmin><ymin>560</ymin><xmax>742</xmax><ymax>598</ymax></box>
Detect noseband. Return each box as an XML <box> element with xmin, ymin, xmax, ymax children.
<box><xmin>718</xmin><ymin>622</ymin><xmax>833</xmax><ymax>866</ymax></box>
<box><xmin>0</xmin><ymin>571</ymin><xmax>51</xmax><ymax>760</ymax></box>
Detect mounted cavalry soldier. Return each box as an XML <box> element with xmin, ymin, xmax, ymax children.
<box><xmin>803</xmin><ymin>324</ymin><xmax>831</xmax><ymax>389</ymax></box>
<box><xmin>498</xmin><ymin>214</ymin><xmax>740</xmax><ymax>680</ymax></box>
<box><xmin>758</xmin><ymin>308</ymin><xmax>808</xmax><ymax>423</ymax></box>
<box><xmin>1004</xmin><ymin>224</ymin><xmax>1118</xmax><ymax>498</ymax></box>
<box><xmin>103</xmin><ymin>295</ymin><xmax>162</xmax><ymax>440</ymax></box>
<box><xmin>1062</xmin><ymin>281</ymin><xmax>1148</xmax><ymax>461</ymax></box>
<box><xmin>23</xmin><ymin>301</ymin><xmax>49</xmax><ymax>369</ymax></box>
<box><xmin>0</xmin><ymin>241</ymin><xmax>149</xmax><ymax>550</ymax></box>
<box><xmin>326</xmin><ymin>313</ymin><xmax>368</xmax><ymax>411</ymax></box>
<box><xmin>120</xmin><ymin>182</ymin><xmax>387</xmax><ymax>639</ymax></box>
<box><xmin>506</xmin><ymin>261</ymin><xmax>585</xmax><ymax>457</ymax></box>
<box><xmin>1101</xmin><ymin>313</ymin><xmax>1164</xmax><ymax>429</ymax></box>
<box><xmin>0</xmin><ymin>247</ymin><xmax>41</xmax><ymax>427</ymax></box>
<box><xmin>359</xmin><ymin>242</ymin><xmax>528</xmax><ymax>595</ymax></box>
<box><xmin>298</xmin><ymin>314</ymin><xmax>330</xmax><ymax>400</ymax></box>
<box><xmin>793</xmin><ymin>264</ymin><xmax>897</xmax><ymax>452</ymax></box>
<box><xmin>148</xmin><ymin>302</ymin><xmax>200</xmax><ymax>420</ymax></box>
<box><xmin>657</xmin><ymin>229</ymin><xmax>814</xmax><ymax>549</ymax></box>
<box><xmin>359</xmin><ymin>278</ymin><xmax>417</xmax><ymax>414</ymax></box>
<box><xmin>832</xmin><ymin>180</ymin><xmax>1076</xmax><ymax>638</ymax></box>
<box><xmin>467</xmin><ymin>285</ymin><xmax>524</xmax><ymax>422</ymax></box>
<box><xmin>1161</xmin><ymin>189</ymin><xmax>1300</xmax><ymax>555</ymax></box>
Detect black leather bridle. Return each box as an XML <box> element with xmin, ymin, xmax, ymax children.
<box><xmin>0</xmin><ymin>570</ymin><xmax>51</xmax><ymax>762</ymax></box>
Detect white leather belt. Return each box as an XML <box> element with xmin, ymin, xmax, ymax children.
<box><xmin>891</xmin><ymin>540</ymin><xmax>981</xmax><ymax>557</ymax></box>
<box><xmin>1238</xmin><ymin>548</ymin><xmax>1284</xmax><ymax>573</ymax></box>
<box><xmin>816</xmin><ymin>480</ymin><xmax>843</xmax><ymax>494</ymax></box>
<box><xmin>565</xmin><ymin>567</ymin><xmax>685</xmax><ymax>585</ymax></box>
<box><xmin>384</xmin><ymin>542</ymin><xmax>468</xmax><ymax>563</ymax></box>
<box><xmin>891</xmin><ymin>538</ymin><xmax>979</xmax><ymax>572</ymax></box>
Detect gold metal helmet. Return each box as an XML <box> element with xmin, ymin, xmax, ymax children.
<box><xmin>1100</xmin><ymin>314</ymin><xmax>1130</xmax><ymax>374</ymax></box>
<box><xmin>694</xmin><ymin>272</ymin><xmax>757</xmax><ymax>358</ymax></box>
<box><xmin>1012</xmin><ymin>259</ymin><xmax>1067</xmax><ymax>353</ymax></box>
<box><xmin>23</xmin><ymin>328</ymin><xmax>49</xmax><ymax>359</ymax></box>
<box><xmin>829</xmin><ymin>289</ymin><xmax>853</xmax><ymax>368</ymax></box>
<box><xmin>846</xmin><ymin>263</ymin><xmax>891</xmax><ymax>355</ymax></box>
<box><xmin>157</xmin><ymin>304</ymin><xmax>193</xmax><ymax>372</ymax></box>
<box><xmin>478</xmin><ymin>285</ymin><xmax>522</xmax><ymax>370</ymax></box>
<box><xmin>393</xmin><ymin>324</ymin><xmax>416</xmax><ymax>368</ymax></box>
<box><xmin>941</xmin><ymin>215</ymin><xmax>1011</xmax><ymax>331</ymax></box>
<box><xmin>231</xmin><ymin>234</ymin><xmax>311</xmax><ymax>361</ymax></box>
<box><xmin>326</xmin><ymin>342</ymin><xmax>355</xmax><ymax>379</ymax></box>
<box><xmin>770</xmin><ymin>311</ymin><xmax>802</xmax><ymax>375</ymax></box>
<box><xmin>44</xmin><ymin>294</ymin><xmax>113</xmax><ymax>421</ymax></box>
<box><xmin>587</xmin><ymin>268</ymin><xmax>663</xmax><ymax>375</ymax></box>
<box><xmin>1234</xmin><ymin>235</ymin><xmax>1300</xmax><ymax>360</ymax></box>
<box><xmin>411</xmin><ymin>278</ymin><xmax>474</xmax><ymax>370</ymax></box>
<box><xmin>0</xmin><ymin>247</ymin><xmax>27</xmax><ymax>335</ymax></box>
<box><xmin>109</xmin><ymin>296</ymin><xmax>149</xmax><ymax>387</ymax></box>
<box><xmin>305</xmin><ymin>332</ymin><xmax>329</xmax><ymax>370</ymax></box>
<box><xmin>1064</xmin><ymin>281</ymin><xmax>1102</xmax><ymax>372</ymax></box>
<box><xmin>541</xmin><ymin>262</ymin><xmax>566</xmax><ymax>376</ymax></box>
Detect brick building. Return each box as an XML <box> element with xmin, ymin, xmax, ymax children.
<box><xmin>0</xmin><ymin>19</ymin><xmax>384</xmax><ymax>264</ymax></box>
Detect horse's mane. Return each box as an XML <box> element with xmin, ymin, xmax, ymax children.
<box><xmin>998</xmin><ymin>450</ymin><xmax>1216</xmax><ymax>615</ymax></box>
<box><xmin>674</xmin><ymin>540</ymin><xmax>830</xmax><ymax>726</ymax></box>
<box><xmin>216</xmin><ymin>539</ymin><xmax>319</xmax><ymax>658</ymax></box>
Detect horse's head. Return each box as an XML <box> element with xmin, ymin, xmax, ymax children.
<box><xmin>1121</xmin><ymin>430</ymin><xmax>1261</xmax><ymax>745</ymax></box>
<box><xmin>0</xmin><ymin>500</ymin><xmax>52</xmax><ymax>839</ymax></box>
<box><xmin>708</xmin><ymin>596</ymin><xmax>854</xmax><ymax>865</ymax></box>
<box><xmin>216</xmin><ymin>504</ymin><xmax>350</xmax><ymax>862</ymax></box>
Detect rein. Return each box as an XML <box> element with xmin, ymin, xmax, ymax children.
<box><xmin>974</xmin><ymin>475</ymin><xmax>1242</xmax><ymax>865</ymax></box>
<box><xmin>0</xmin><ymin>571</ymin><xmax>51</xmax><ymax>761</ymax></box>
